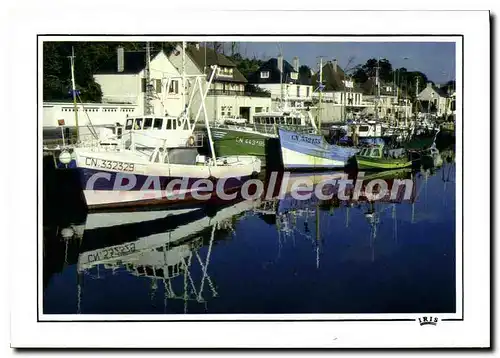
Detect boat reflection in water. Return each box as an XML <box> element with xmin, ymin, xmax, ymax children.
<box><xmin>44</xmin><ymin>156</ymin><xmax>455</xmax><ymax>314</ymax></box>
<box><xmin>254</xmin><ymin>168</ymin><xmax>417</xmax><ymax>267</ymax></box>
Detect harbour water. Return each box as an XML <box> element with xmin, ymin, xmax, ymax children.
<box><xmin>43</xmin><ymin>158</ymin><xmax>456</xmax><ymax>315</ymax></box>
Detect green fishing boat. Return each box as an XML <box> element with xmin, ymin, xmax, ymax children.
<box><xmin>211</xmin><ymin>126</ymin><xmax>280</xmax><ymax>167</ymax></box>
<box><xmin>211</xmin><ymin>108</ymin><xmax>316</xmax><ymax>168</ymax></box>
<box><xmin>355</xmin><ymin>144</ymin><xmax>413</xmax><ymax>170</ymax></box>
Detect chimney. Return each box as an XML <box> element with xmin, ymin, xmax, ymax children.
<box><xmin>293</xmin><ymin>56</ymin><xmax>299</xmax><ymax>72</ymax></box>
<box><xmin>332</xmin><ymin>59</ymin><xmax>338</xmax><ymax>72</ymax></box>
<box><xmin>277</xmin><ymin>55</ymin><xmax>283</xmax><ymax>73</ymax></box>
<box><xmin>117</xmin><ymin>47</ymin><xmax>124</xmax><ymax>73</ymax></box>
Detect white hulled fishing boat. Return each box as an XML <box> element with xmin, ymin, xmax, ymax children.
<box><xmin>74</xmin><ymin>59</ymin><xmax>261</xmax><ymax>209</ymax></box>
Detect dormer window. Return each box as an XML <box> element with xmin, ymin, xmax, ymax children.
<box><xmin>290</xmin><ymin>72</ymin><xmax>298</xmax><ymax>80</ymax></box>
<box><xmin>260</xmin><ymin>71</ymin><xmax>270</xmax><ymax>79</ymax></box>
<box><xmin>217</xmin><ymin>67</ymin><xmax>233</xmax><ymax>77</ymax></box>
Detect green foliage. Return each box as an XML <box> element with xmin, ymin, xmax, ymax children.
<box><xmin>227</xmin><ymin>54</ymin><xmax>263</xmax><ymax>79</ymax></box>
<box><xmin>352</xmin><ymin>58</ymin><xmax>393</xmax><ymax>83</ymax></box>
<box><xmin>43</xmin><ymin>41</ymin><xmax>178</xmax><ymax>102</ymax></box>
<box><xmin>298</xmin><ymin>65</ymin><xmax>312</xmax><ymax>84</ymax></box>
<box><xmin>351</xmin><ymin>58</ymin><xmax>432</xmax><ymax>100</ymax></box>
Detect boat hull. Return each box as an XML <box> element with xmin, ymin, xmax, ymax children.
<box><xmin>355</xmin><ymin>156</ymin><xmax>412</xmax><ymax>170</ymax></box>
<box><xmin>211</xmin><ymin>127</ymin><xmax>281</xmax><ymax>168</ymax></box>
<box><xmin>278</xmin><ymin>128</ymin><xmax>358</xmax><ymax>170</ymax></box>
<box><xmin>73</xmin><ymin>149</ymin><xmax>261</xmax><ymax>209</ymax></box>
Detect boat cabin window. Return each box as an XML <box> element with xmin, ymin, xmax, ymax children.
<box><xmin>125</xmin><ymin>119</ymin><xmax>133</xmax><ymax>130</ymax></box>
<box><xmin>371</xmin><ymin>148</ymin><xmax>381</xmax><ymax>157</ymax></box>
<box><xmin>153</xmin><ymin>118</ymin><xmax>163</xmax><ymax>130</ymax></box>
<box><xmin>116</xmin><ymin>127</ymin><xmax>123</xmax><ymax>139</ymax></box>
<box><xmin>134</xmin><ymin>118</ymin><xmax>143</xmax><ymax>130</ymax></box>
<box><xmin>359</xmin><ymin>148</ymin><xmax>368</xmax><ymax>156</ymax></box>
<box><xmin>143</xmin><ymin>117</ymin><xmax>153</xmax><ymax>130</ymax></box>
<box><xmin>359</xmin><ymin>125</ymin><xmax>369</xmax><ymax>132</ymax></box>
<box><xmin>281</xmin><ymin>117</ymin><xmax>286</xmax><ymax>125</ymax></box>
<box><xmin>266</xmin><ymin>117</ymin><xmax>270</xmax><ymax>125</ymax></box>
<box><xmin>287</xmin><ymin>118</ymin><xmax>292</xmax><ymax>125</ymax></box>
<box><xmin>166</xmin><ymin>118</ymin><xmax>177</xmax><ymax>130</ymax></box>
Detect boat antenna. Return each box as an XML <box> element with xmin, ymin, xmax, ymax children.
<box><xmin>68</xmin><ymin>46</ymin><xmax>79</xmax><ymax>143</ymax></box>
<box><xmin>375</xmin><ymin>58</ymin><xmax>381</xmax><ymax>121</ymax></box>
<box><xmin>318</xmin><ymin>57</ymin><xmax>323</xmax><ymax>132</ymax></box>
<box><xmin>277</xmin><ymin>43</ymin><xmax>284</xmax><ymax>108</ymax></box>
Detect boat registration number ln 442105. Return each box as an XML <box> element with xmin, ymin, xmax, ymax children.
<box><xmin>85</xmin><ymin>157</ymin><xmax>135</xmax><ymax>172</ymax></box>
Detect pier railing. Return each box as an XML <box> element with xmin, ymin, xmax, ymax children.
<box><xmin>207</xmin><ymin>89</ymin><xmax>271</xmax><ymax>98</ymax></box>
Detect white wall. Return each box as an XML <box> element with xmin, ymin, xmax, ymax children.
<box><xmin>205</xmin><ymin>95</ymin><xmax>272</xmax><ymax>123</ymax></box>
<box><xmin>94</xmin><ymin>73</ymin><xmax>139</xmax><ymax>104</ymax></box>
<box><xmin>43</xmin><ymin>102</ymin><xmax>139</xmax><ymax>128</ymax></box>
<box><xmin>256</xmin><ymin>83</ymin><xmax>313</xmax><ymax>101</ymax></box>
<box><xmin>94</xmin><ymin>51</ymin><xmax>183</xmax><ymax>117</ymax></box>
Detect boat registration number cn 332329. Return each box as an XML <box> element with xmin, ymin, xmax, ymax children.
<box><xmin>85</xmin><ymin>157</ymin><xmax>135</xmax><ymax>172</ymax></box>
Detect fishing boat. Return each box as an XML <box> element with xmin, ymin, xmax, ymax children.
<box><xmin>73</xmin><ymin>63</ymin><xmax>262</xmax><ymax>209</ymax></box>
<box><xmin>354</xmin><ymin>144</ymin><xmax>413</xmax><ymax>170</ymax></box>
<box><xmin>73</xmin><ymin>143</ymin><xmax>261</xmax><ymax>209</ymax></box>
<box><xmin>278</xmin><ymin>128</ymin><xmax>358</xmax><ymax>170</ymax></box>
<box><xmin>211</xmin><ymin>91</ymin><xmax>317</xmax><ymax>168</ymax></box>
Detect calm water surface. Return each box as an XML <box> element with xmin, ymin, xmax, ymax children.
<box><xmin>43</xmin><ymin>161</ymin><xmax>457</xmax><ymax>315</ymax></box>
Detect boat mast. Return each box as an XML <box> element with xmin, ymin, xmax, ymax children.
<box><xmin>415</xmin><ymin>76</ymin><xmax>420</xmax><ymax>121</ymax></box>
<box><xmin>375</xmin><ymin>59</ymin><xmax>380</xmax><ymax>121</ymax></box>
<box><xmin>69</xmin><ymin>47</ymin><xmax>79</xmax><ymax>142</ymax></box>
<box><xmin>404</xmin><ymin>73</ymin><xmax>409</xmax><ymax>128</ymax></box>
<box><xmin>182</xmin><ymin>41</ymin><xmax>187</xmax><ymax>128</ymax></box>
<box><xmin>278</xmin><ymin>43</ymin><xmax>284</xmax><ymax>109</ymax></box>
<box><xmin>144</xmin><ymin>42</ymin><xmax>154</xmax><ymax>116</ymax></box>
<box><xmin>318</xmin><ymin>57</ymin><xmax>323</xmax><ymax>131</ymax></box>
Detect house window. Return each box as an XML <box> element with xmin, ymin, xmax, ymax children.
<box><xmin>125</xmin><ymin>119</ymin><xmax>133</xmax><ymax>130</ymax></box>
<box><xmin>141</xmin><ymin>78</ymin><xmax>146</xmax><ymax>92</ymax></box>
<box><xmin>260</xmin><ymin>71</ymin><xmax>270</xmax><ymax>79</ymax></box>
<box><xmin>296</xmin><ymin>86</ymin><xmax>300</xmax><ymax>97</ymax></box>
<box><xmin>168</xmin><ymin>80</ymin><xmax>179</xmax><ymax>94</ymax></box>
<box><xmin>290</xmin><ymin>72</ymin><xmax>298</xmax><ymax>80</ymax></box>
<box><xmin>156</xmin><ymin>79</ymin><xmax>162</xmax><ymax>93</ymax></box>
<box><xmin>255</xmin><ymin>107</ymin><xmax>263</xmax><ymax>113</ymax></box>
<box><xmin>306</xmin><ymin>87</ymin><xmax>310</xmax><ymax>97</ymax></box>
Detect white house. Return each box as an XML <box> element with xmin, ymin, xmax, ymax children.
<box><xmin>248</xmin><ymin>56</ymin><xmax>313</xmax><ymax>111</ymax></box>
<box><xmin>94</xmin><ymin>47</ymin><xmax>184</xmax><ymax>117</ymax></box>
<box><xmin>417</xmin><ymin>82</ymin><xmax>451</xmax><ymax>116</ymax></box>
<box><xmin>168</xmin><ymin>44</ymin><xmax>272</xmax><ymax>123</ymax></box>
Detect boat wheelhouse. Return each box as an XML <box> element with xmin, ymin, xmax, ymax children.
<box><xmin>354</xmin><ymin>144</ymin><xmax>412</xmax><ymax>170</ymax></box>
<box><xmin>122</xmin><ymin>115</ymin><xmax>203</xmax><ymax>150</ymax></box>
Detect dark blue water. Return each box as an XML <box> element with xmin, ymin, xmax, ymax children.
<box><xmin>43</xmin><ymin>158</ymin><xmax>457</xmax><ymax>315</ymax></box>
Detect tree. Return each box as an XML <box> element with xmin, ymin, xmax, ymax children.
<box><xmin>298</xmin><ymin>65</ymin><xmax>312</xmax><ymax>85</ymax></box>
<box><xmin>227</xmin><ymin>54</ymin><xmax>263</xmax><ymax>79</ymax></box>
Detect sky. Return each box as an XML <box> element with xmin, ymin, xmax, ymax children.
<box><xmin>223</xmin><ymin>42</ymin><xmax>456</xmax><ymax>83</ymax></box>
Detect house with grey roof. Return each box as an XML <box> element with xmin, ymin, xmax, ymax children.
<box><xmin>93</xmin><ymin>46</ymin><xmax>184</xmax><ymax>117</ymax></box>
<box><xmin>169</xmin><ymin>43</ymin><xmax>271</xmax><ymax>122</ymax></box>
<box><xmin>417</xmin><ymin>82</ymin><xmax>452</xmax><ymax>116</ymax></box>
<box><xmin>248</xmin><ymin>56</ymin><xmax>313</xmax><ymax>110</ymax></box>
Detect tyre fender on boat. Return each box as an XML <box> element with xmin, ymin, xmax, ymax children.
<box><xmin>187</xmin><ymin>136</ymin><xmax>195</xmax><ymax>146</ymax></box>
